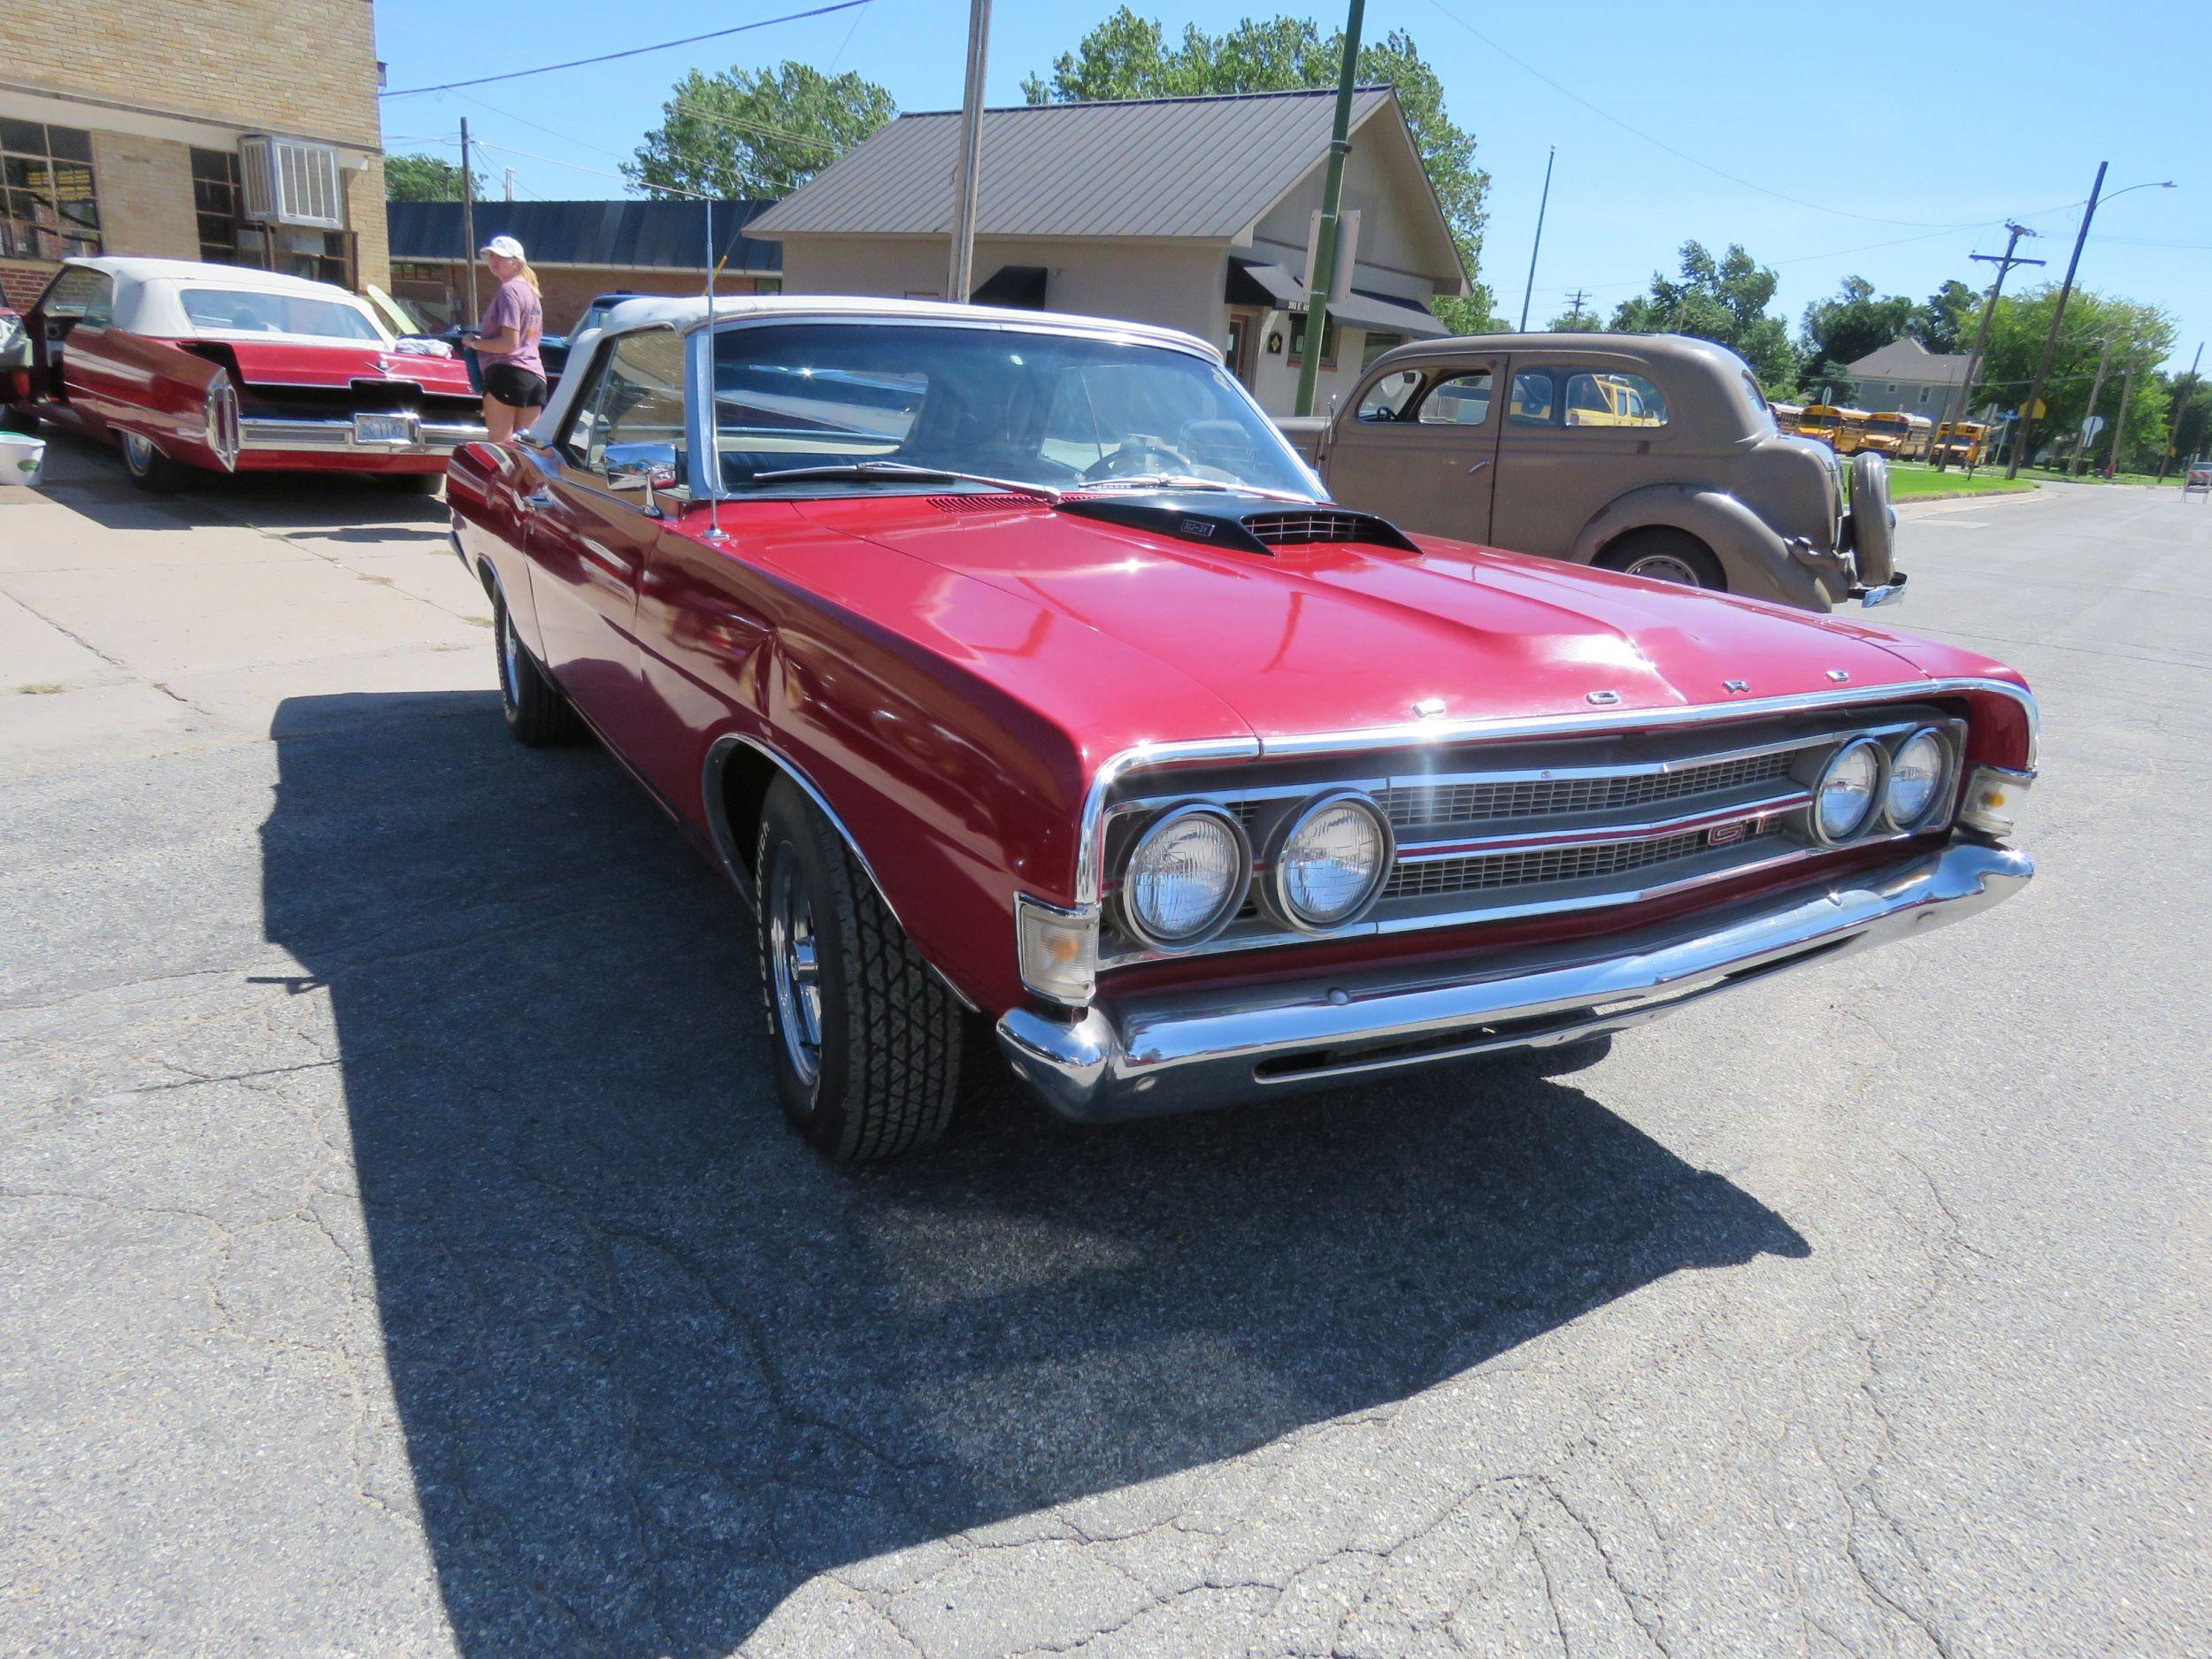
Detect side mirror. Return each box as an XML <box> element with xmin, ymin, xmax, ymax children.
<box><xmin>606</xmin><ymin>454</ymin><xmax>680</xmax><ymax>515</ymax></box>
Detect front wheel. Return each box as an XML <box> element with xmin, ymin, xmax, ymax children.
<box><xmin>492</xmin><ymin>588</ymin><xmax>584</xmax><ymax>746</ymax></box>
<box><xmin>119</xmin><ymin>428</ymin><xmax>192</xmax><ymax>493</ymax></box>
<box><xmin>756</xmin><ymin>780</ymin><xmax>964</xmax><ymax>1162</ymax></box>
<box><xmin>1595</xmin><ymin>528</ymin><xmax>1725</xmax><ymax>590</ymax></box>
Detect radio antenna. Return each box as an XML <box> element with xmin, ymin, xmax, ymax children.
<box><xmin>702</xmin><ymin>196</ymin><xmax>726</xmax><ymax>540</ymax></box>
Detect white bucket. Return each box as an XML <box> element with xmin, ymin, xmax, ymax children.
<box><xmin>0</xmin><ymin>430</ymin><xmax>45</xmax><ymax>488</ymax></box>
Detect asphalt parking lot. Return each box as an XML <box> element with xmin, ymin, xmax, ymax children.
<box><xmin>4</xmin><ymin>434</ymin><xmax>2206</xmax><ymax>1658</ymax></box>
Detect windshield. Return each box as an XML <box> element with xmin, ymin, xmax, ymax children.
<box><xmin>180</xmin><ymin>288</ymin><xmax>384</xmax><ymax>342</ymax></box>
<box><xmin>709</xmin><ymin>321</ymin><xmax>1317</xmax><ymax>497</ymax></box>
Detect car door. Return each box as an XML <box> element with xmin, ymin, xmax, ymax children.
<box><xmin>1317</xmin><ymin>357</ymin><xmax>1502</xmax><ymax>543</ymax></box>
<box><xmin>526</xmin><ymin>327</ymin><xmax>687</xmax><ymax>761</ymax></box>
<box><xmin>1488</xmin><ymin>358</ymin><xmax>1676</xmax><ymax>559</ymax></box>
<box><xmin>28</xmin><ymin>264</ymin><xmax>115</xmax><ymax>430</ymax></box>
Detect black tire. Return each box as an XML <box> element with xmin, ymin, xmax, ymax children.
<box><xmin>392</xmin><ymin>471</ymin><xmax>445</xmax><ymax>496</ymax></box>
<box><xmin>0</xmin><ymin>403</ymin><xmax>36</xmax><ymax>434</ymax></box>
<box><xmin>119</xmin><ymin>428</ymin><xmax>192</xmax><ymax>493</ymax></box>
<box><xmin>756</xmin><ymin>780</ymin><xmax>964</xmax><ymax>1162</ymax></box>
<box><xmin>1595</xmin><ymin>527</ymin><xmax>1726</xmax><ymax>590</ymax></box>
<box><xmin>492</xmin><ymin>588</ymin><xmax>584</xmax><ymax>746</ymax></box>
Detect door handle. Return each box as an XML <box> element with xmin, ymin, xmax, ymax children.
<box><xmin>1467</xmin><ymin>459</ymin><xmax>1492</xmax><ymax>475</ymax></box>
<box><xmin>524</xmin><ymin>489</ymin><xmax>556</xmax><ymax>508</ymax></box>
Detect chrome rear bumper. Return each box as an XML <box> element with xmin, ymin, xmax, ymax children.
<box><xmin>239</xmin><ymin>416</ymin><xmax>487</xmax><ymax>456</ymax></box>
<box><xmin>998</xmin><ymin>839</ymin><xmax>2030</xmax><ymax>1122</ymax></box>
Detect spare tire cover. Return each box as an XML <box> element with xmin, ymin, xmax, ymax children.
<box><xmin>1849</xmin><ymin>451</ymin><xmax>1894</xmax><ymax>586</ymax></box>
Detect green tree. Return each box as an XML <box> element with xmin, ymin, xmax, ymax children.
<box><xmin>383</xmin><ymin>151</ymin><xmax>482</xmax><ymax>203</ymax></box>
<box><xmin>627</xmin><ymin>61</ymin><xmax>896</xmax><ymax>200</ymax></box>
<box><xmin>1797</xmin><ymin>275</ymin><xmax>1915</xmax><ymax>395</ymax></box>
<box><xmin>1024</xmin><ymin>10</ymin><xmax>1495</xmax><ymax>329</ymax></box>
<box><xmin>1970</xmin><ymin>285</ymin><xmax>2176</xmax><ymax>467</ymax></box>
<box><xmin>1912</xmin><ymin>279</ymin><xmax>1977</xmax><ymax>357</ymax></box>
<box><xmin>1610</xmin><ymin>242</ymin><xmax>1800</xmax><ymax>395</ymax></box>
<box><xmin>1547</xmin><ymin>305</ymin><xmax>1604</xmax><ymax>333</ymax></box>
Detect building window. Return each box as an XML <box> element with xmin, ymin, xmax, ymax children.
<box><xmin>1286</xmin><ymin>313</ymin><xmax>1338</xmax><ymax>370</ymax></box>
<box><xmin>1360</xmin><ymin>331</ymin><xmax>1404</xmax><ymax>370</ymax></box>
<box><xmin>752</xmin><ymin>275</ymin><xmax>782</xmax><ymax>295</ymax></box>
<box><xmin>2</xmin><ymin>119</ymin><xmax>99</xmax><ymax>261</ymax></box>
<box><xmin>1917</xmin><ymin>386</ymin><xmax>1931</xmax><ymax>405</ymax></box>
<box><xmin>191</xmin><ymin>148</ymin><xmax>242</xmax><ymax>265</ymax></box>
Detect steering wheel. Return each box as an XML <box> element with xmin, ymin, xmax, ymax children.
<box><xmin>1081</xmin><ymin>441</ymin><xmax>1196</xmax><ymax>482</ymax></box>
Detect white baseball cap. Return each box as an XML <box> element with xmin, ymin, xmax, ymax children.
<box><xmin>480</xmin><ymin>234</ymin><xmax>526</xmax><ymax>260</ymax></box>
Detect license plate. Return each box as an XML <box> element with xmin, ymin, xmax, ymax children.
<box><xmin>354</xmin><ymin>412</ymin><xmax>413</xmax><ymax>445</ymax></box>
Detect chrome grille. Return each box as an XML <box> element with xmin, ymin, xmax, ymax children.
<box><xmin>1378</xmin><ymin>749</ymin><xmax>1793</xmax><ymax>827</ymax></box>
<box><xmin>1244</xmin><ymin>510</ymin><xmax>1374</xmax><ymax>546</ymax></box>
<box><xmin>1385</xmin><ymin>820</ymin><xmax>1779</xmax><ymax>901</ymax></box>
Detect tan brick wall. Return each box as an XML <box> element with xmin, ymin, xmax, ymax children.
<box><xmin>88</xmin><ymin>132</ymin><xmax>201</xmax><ymax>261</ymax></box>
<box><xmin>349</xmin><ymin>156</ymin><xmax>389</xmax><ymax>294</ymax></box>
<box><xmin>1</xmin><ymin>0</ymin><xmax>382</xmax><ymax>150</ymax></box>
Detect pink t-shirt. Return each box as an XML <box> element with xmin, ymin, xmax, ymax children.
<box><xmin>479</xmin><ymin>276</ymin><xmax>543</xmax><ymax>377</ymax></box>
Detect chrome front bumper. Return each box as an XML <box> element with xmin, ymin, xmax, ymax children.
<box><xmin>998</xmin><ymin>840</ymin><xmax>2031</xmax><ymax>1123</ymax></box>
<box><xmin>239</xmin><ymin>416</ymin><xmax>488</xmax><ymax>456</ymax></box>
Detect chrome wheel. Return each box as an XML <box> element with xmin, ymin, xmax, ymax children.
<box><xmin>499</xmin><ymin>607</ymin><xmax>524</xmax><ymax>707</ymax></box>
<box><xmin>767</xmin><ymin>856</ymin><xmax>824</xmax><ymax>1091</ymax></box>
<box><xmin>1622</xmin><ymin>551</ymin><xmax>1703</xmax><ymax>586</ymax></box>
<box><xmin>121</xmin><ymin>431</ymin><xmax>157</xmax><ymax>475</ymax></box>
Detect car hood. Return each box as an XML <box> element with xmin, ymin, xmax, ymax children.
<box><xmin>189</xmin><ymin>337</ymin><xmax>475</xmax><ymax>395</ymax></box>
<box><xmin>792</xmin><ymin>495</ymin><xmax>1943</xmax><ymax>742</ymax></box>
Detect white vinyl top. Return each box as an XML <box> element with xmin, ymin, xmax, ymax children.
<box><xmin>526</xmin><ymin>293</ymin><xmax>1221</xmax><ymax>442</ymax></box>
<box><xmin>61</xmin><ymin>257</ymin><xmax>394</xmax><ymax>345</ymax></box>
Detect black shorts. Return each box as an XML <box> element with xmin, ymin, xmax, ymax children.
<box><xmin>481</xmin><ymin>362</ymin><xmax>548</xmax><ymax>409</ymax></box>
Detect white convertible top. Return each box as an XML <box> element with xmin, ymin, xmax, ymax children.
<box><xmin>58</xmin><ymin>256</ymin><xmax>392</xmax><ymax>344</ymax></box>
<box><xmin>527</xmin><ymin>292</ymin><xmax>1220</xmax><ymax>442</ymax></box>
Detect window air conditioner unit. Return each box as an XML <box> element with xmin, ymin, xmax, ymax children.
<box><xmin>238</xmin><ymin>136</ymin><xmax>344</xmax><ymax>231</ymax></box>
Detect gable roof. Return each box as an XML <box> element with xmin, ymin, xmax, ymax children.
<box><xmin>1846</xmin><ymin>335</ymin><xmax>1970</xmax><ymax>385</ymax></box>
<box><xmin>386</xmin><ymin>199</ymin><xmax>780</xmax><ymax>273</ymax></box>
<box><xmin>748</xmin><ymin>86</ymin><xmax>1409</xmax><ymax>243</ymax></box>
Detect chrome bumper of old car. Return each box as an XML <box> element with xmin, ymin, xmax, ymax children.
<box><xmin>238</xmin><ymin>416</ymin><xmax>488</xmax><ymax>456</ymax></box>
<box><xmin>998</xmin><ymin>839</ymin><xmax>2031</xmax><ymax>1123</ymax></box>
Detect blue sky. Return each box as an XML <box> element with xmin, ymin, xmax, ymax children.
<box><xmin>374</xmin><ymin>0</ymin><xmax>2208</xmax><ymax>372</ymax></box>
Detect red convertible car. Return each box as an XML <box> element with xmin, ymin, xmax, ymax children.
<box><xmin>448</xmin><ymin>296</ymin><xmax>2038</xmax><ymax>1163</ymax></box>
<box><xmin>0</xmin><ymin>256</ymin><xmax>483</xmax><ymax>491</ymax></box>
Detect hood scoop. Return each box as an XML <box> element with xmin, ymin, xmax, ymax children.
<box><xmin>1056</xmin><ymin>492</ymin><xmax>1419</xmax><ymax>556</ymax></box>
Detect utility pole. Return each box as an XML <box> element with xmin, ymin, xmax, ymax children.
<box><xmin>944</xmin><ymin>0</ymin><xmax>990</xmax><ymax>304</ymax></box>
<box><xmin>2154</xmin><ymin>341</ymin><xmax>2201</xmax><ymax>481</ymax></box>
<box><xmin>1564</xmin><ymin>288</ymin><xmax>1590</xmax><ymax>324</ymax></box>
<box><xmin>1294</xmin><ymin>0</ymin><xmax>1365</xmax><ymax>418</ymax></box>
<box><xmin>503</xmin><ymin>167</ymin><xmax>516</xmax><ymax>203</ymax></box>
<box><xmin>2008</xmin><ymin>160</ymin><xmax>2106</xmax><ymax>479</ymax></box>
<box><xmin>1935</xmin><ymin>221</ymin><xmax>2041</xmax><ymax>472</ymax></box>
<box><xmin>1517</xmin><ymin>144</ymin><xmax>1555</xmax><ymax>332</ymax></box>
<box><xmin>2070</xmin><ymin>332</ymin><xmax>2116</xmax><ymax>475</ymax></box>
<box><xmin>2108</xmin><ymin>364</ymin><xmax>2136</xmax><ymax>477</ymax></box>
<box><xmin>459</xmin><ymin>118</ymin><xmax>479</xmax><ymax>322</ymax></box>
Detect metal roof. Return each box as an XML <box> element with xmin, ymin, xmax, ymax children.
<box><xmin>385</xmin><ymin>199</ymin><xmax>781</xmax><ymax>273</ymax></box>
<box><xmin>748</xmin><ymin>87</ymin><xmax>1401</xmax><ymax>241</ymax></box>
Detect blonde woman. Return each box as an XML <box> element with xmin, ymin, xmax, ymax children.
<box><xmin>465</xmin><ymin>235</ymin><xmax>545</xmax><ymax>442</ymax></box>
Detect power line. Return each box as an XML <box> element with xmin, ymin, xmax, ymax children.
<box><xmin>1417</xmin><ymin>0</ymin><xmax>1985</xmax><ymax>230</ymax></box>
<box><xmin>380</xmin><ymin>0</ymin><xmax>871</xmax><ymax>98</ymax></box>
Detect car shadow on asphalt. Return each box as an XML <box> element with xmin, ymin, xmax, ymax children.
<box><xmin>260</xmin><ymin>691</ymin><xmax>1809</xmax><ymax>1657</ymax></box>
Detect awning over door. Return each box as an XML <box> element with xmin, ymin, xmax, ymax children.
<box><xmin>972</xmin><ymin>265</ymin><xmax>1048</xmax><ymax>308</ymax></box>
<box><xmin>1225</xmin><ymin>256</ymin><xmax>1303</xmax><ymax>308</ymax></box>
<box><xmin>1325</xmin><ymin>288</ymin><xmax>1450</xmax><ymax>339</ymax></box>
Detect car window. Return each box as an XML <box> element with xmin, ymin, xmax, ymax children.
<box><xmin>178</xmin><ymin>288</ymin><xmax>383</xmax><ymax>342</ymax></box>
<box><xmin>40</xmin><ymin>265</ymin><xmax>111</xmax><ymax>323</ymax></box>
<box><xmin>1509</xmin><ymin>369</ymin><xmax>1555</xmax><ymax>425</ymax></box>
<box><xmin>572</xmin><ymin>329</ymin><xmax>688</xmax><ymax>484</ymax></box>
<box><xmin>1356</xmin><ymin>369</ymin><xmax>1422</xmax><ymax>422</ymax></box>
<box><xmin>1417</xmin><ymin>370</ymin><xmax>1494</xmax><ymax>426</ymax></box>
<box><xmin>1563</xmin><ymin>371</ymin><xmax>1668</xmax><ymax>427</ymax></box>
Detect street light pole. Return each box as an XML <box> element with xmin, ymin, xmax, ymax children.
<box><xmin>2008</xmin><ymin>161</ymin><xmax>2105</xmax><ymax>479</ymax></box>
<box><xmin>1293</xmin><ymin>0</ymin><xmax>1365</xmax><ymax>419</ymax></box>
<box><xmin>1517</xmin><ymin>145</ymin><xmax>1554</xmax><ymax>332</ymax></box>
<box><xmin>945</xmin><ymin>0</ymin><xmax>991</xmax><ymax>305</ymax></box>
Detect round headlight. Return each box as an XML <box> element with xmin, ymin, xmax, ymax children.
<box><xmin>1813</xmin><ymin>738</ymin><xmax>1885</xmax><ymax>842</ymax></box>
<box><xmin>1271</xmin><ymin>791</ymin><xmax>1393</xmax><ymax>930</ymax></box>
<box><xmin>1885</xmin><ymin>728</ymin><xmax>1948</xmax><ymax>827</ymax></box>
<box><xmin>1122</xmin><ymin>806</ymin><xmax>1248</xmax><ymax>947</ymax></box>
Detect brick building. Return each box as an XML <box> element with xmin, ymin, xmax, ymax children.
<box><xmin>385</xmin><ymin>199</ymin><xmax>780</xmax><ymax>334</ymax></box>
<box><xmin>0</xmin><ymin>0</ymin><xmax>389</xmax><ymax>311</ymax></box>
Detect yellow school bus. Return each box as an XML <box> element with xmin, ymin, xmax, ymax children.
<box><xmin>1770</xmin><ymin>401</ymin><xmax>1805</xmax><ymax>434</ymax></box>
<box><xmin>1796</xmin><ymin>404</ymin><xmax>1847</xmax><ymax>449</ymax></box>
<box><xmin>1860</xmin><ymin>411</ymin><xmax>1932</xmax><ymax>461</ymax></box>
<box><xmin>1931</xmin><ymin>420</ymin><xmax>1990</xmax><ymax>467</ymax></box>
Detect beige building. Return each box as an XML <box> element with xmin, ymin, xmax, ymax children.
<box><xmin>749</xmin><ymin>88</ymin><xmax>1465</xmax><ymax>414</ymax></box>
<box><xmin>0</xmin><ymin>0</ymin><xmax>389</xmax><ymax>311</ymax></box>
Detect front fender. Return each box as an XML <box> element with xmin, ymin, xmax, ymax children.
<box><xmin>1569</xmin><ymin>484</ymin><xmax>1836</xmax><ymax>611</ymax></box>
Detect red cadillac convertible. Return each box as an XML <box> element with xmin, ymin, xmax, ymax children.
<box><xmin>447</xmin><ymin>296</ymin><xmax>2037</xmax><ymax>1163</ymax></box>
<box><xmin>0</xmin><ymin>256</ymin><xmax>482</xmax><ymax>491</ymax></box>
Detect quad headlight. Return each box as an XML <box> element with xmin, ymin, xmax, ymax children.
<box><xmin>1120</xmin><ymin>805</ymin><xmax>1250</xmax><ymax>947</ymax></box>
<box><xmin>1269</xmin><ymin>791</ymin><xmax>1393</xmax><ymax>930</ymax></box>
<box><xmin>1884</xmin><ymin>727</ymin><xmax>1949</xmax><ymax>827</ymax></box>
<box><xmin>1811</xmin><ymin>737</ymin><xmax>1886</xmax><ymax>843</ymax></box>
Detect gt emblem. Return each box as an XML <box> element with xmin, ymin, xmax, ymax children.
<box><xmin>1586</xmin><ymin>688</ymin><xmax>1621</xmax><ymax>705</ymax></box>
<box><xmin>1708</xmin><ymin>821</ymin><xmax>1746</xmax><ymax>847</ymax></box>
<box><xmin>1722</xmin><ymin>679</ymin><xmax>1751</xmax><ymax>694</ymax></box>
